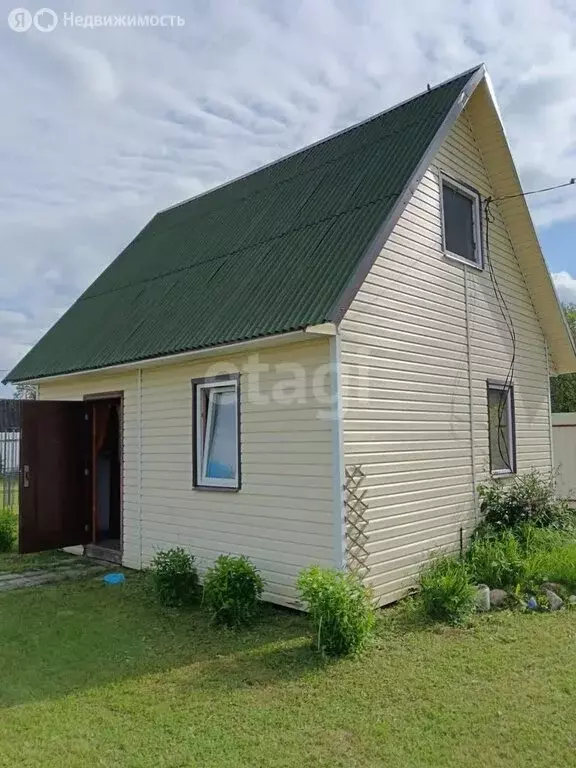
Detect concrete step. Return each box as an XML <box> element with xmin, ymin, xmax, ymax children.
<box><xmin>85</xmin><ymin>544</ymin><xmax>122</xmax><ymax>565</ymax></box>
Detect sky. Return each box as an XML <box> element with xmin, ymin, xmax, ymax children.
<box><xmin>1</xmin><ymin>0</ymin><xmax>576</xmax><ymax>395</ymax></box>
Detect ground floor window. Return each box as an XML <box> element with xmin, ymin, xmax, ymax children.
<box><xmin>487</xmin><ymin>381</ymin><xmax>516</xmax><ymax>475</ymax></box>
<box><xmin>193</xmin><ymin>376</ymin><xmax>240</xmax><ymax>489</ymax></box>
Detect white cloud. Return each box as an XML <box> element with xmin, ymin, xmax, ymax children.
<box><xmin>553</xmin><ymin>272</ymin><xmax>576</xmax><ymax>305</ymax></box>
<box><xmin>2</xmin><ymin>0</ymin><xmax>576</xmax><ymax>378</ymax></box>
<box><xmin>55</xmin><ymin>42</ymin><xmax>121</xmax><ymax>102</ymax></box>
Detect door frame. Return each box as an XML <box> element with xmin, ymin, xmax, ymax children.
<box><xmin>83</xmin><ymin>391</ymin><xmax>124</xmax><ymax>553</ymax></box>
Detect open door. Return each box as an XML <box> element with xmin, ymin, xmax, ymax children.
<box><xmin>19</xmin><ymin>401</ymin><xmax>92</xmax><ymax>553</ymax></box>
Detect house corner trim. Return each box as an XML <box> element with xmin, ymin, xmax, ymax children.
<box><xmin>330</xmin><ymin>334</ymin><xmax>346</xmax><ymax>570</ymax></box>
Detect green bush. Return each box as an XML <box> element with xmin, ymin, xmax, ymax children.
<box><xmin>297</xmin><ymin>566</ymin><xmax>375</xmax><ymax>657</ymax></box>
<box><xmin>419</xmin><ymin>555</ymin><xmax>476</xmax><ymax>625</ymax></box>
<box><xmin>150</xmin><ymin>547</ymin><xmax>200</xmax><ymax>607</ymax></box>
<box><xmin>478</xmin><ymin>470</ymin><xmax>574</xmax><ymax>532</ymax></box>
<box><xmin>0</xmin><ymin>509</ymin><xmax>16</xmax><ymax>553</ymax></box>
<box><xmin>203</xmin><ymin>555</ymin><xmax>264</xmax><ymax>627</ymax></box>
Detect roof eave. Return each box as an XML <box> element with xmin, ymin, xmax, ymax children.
<box><xmin>467</xmin><ymin>77</ymin><xmax>576</xmax><ymax>374</ymax></box>
<box><xmin>9</xmin><ymin>328</ymin><xmax>326</xmax><ymax>385</ymax></box>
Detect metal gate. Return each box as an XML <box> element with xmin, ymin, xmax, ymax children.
<box><xmin>0</xmin><ymin>400</ymin><xmax>21</xmax><ymax>512</ymax></box>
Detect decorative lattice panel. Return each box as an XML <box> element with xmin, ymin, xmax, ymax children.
<box><xmin>344</xmin><ymin>464</ymin><xmax>369</xmax><ymax>578</ymax></box>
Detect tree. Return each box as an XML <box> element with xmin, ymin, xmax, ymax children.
<box><xmin>13</xmin><ymin>383</ymin><xmax>38</xmax><ymax>400</ymax></box>
<box><xmin>551</xmin><ymin>304</ymin><xmax>576</xmax><ymax>412</ymax></box>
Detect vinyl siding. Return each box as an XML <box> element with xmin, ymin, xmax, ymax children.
<box><xmin>341</xmin><ymin>96</ymin><xmax>552</xmax><ymax>606</ymax></box>
<box><xmin>38</xmin><ymin>338</ymin><xmax>334</xmax><ymax>606</ymax></box>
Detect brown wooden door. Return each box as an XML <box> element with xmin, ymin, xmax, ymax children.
<box><xmin>19</xmin><ymin>401</ymin><xmax>92</xmax><ymax>553</ymax></box>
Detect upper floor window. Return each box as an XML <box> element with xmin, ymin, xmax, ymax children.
<box><xmin>441</xmin><ymin>176</ymin><xmax>483</xmax><ymax>269</ymax></box>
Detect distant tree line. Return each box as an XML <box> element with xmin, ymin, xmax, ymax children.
<box><xmin>13</xmin><ymin>383</ymin><xmax>37</xmax><ymax>400</ymax></box>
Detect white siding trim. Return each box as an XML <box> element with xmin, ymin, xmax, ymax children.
<box><xmin>137</xmin><ymin>367</ymin><xmax>143</xmax><ymax>569</ymax></box>
<box><xmin>330</xmin><ymin>335</ymin><xmax>346</xmax><ymax>569</ymax></box>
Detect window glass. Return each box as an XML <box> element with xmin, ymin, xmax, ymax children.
<box><xmin>204</xmin><ymin>389</ymin><xmax>237</xmax><ymax>480</ymax></box>
<box><xmin>488</xmin><ymin>385</ymin><xmax>514</xmax><ymax>473</ymax></box>
<box><xmin>442</xmin><ymin>182</ymin><xmax>477</xmax><ymax>263</ymax></box>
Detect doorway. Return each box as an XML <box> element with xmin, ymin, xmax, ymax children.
<box><xmin>86</xmin><ymin>394</ymin><xmax>122</xmax><ymax>559</ymax></box>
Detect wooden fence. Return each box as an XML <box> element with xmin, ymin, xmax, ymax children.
<box><xmin>552</xmin><ymin>413</ymin><xmax>576</xmax><ymax>502</ymax></box>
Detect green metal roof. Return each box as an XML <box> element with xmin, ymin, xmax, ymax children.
<box><xmin>7</xmin><ymin>68</ymin><xmax>480</xmax><ymax>382</ymax></box>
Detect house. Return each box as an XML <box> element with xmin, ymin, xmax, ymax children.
<box><xmin>5</xmin><ymin>64</ymin><xmax>576</xmax><ymax>608</ymax></box>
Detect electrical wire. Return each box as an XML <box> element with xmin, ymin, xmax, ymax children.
<box><xmin>483</xmin><ymin>198</ymin><xmax>517</xmax><ymax>473</ymax></box>
<box><xmin>489</xmin><ymin>178</ymin><xmax>575</xmax><ymax>203</ymax></box>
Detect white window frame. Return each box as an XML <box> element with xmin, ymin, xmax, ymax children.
<box><xmin>194</xmin><ymin>377</ymin><xmax>240</xmax><ymax>490</ymax></box>
<box><xmin>487</xmin><ymin>381</ymin><xmax>516</xmax><ymax>477</ymax></box>
<box><xmin>440</xmin><ymin>173</ymin><xmax>484</xmax><ymax>270</ymax></box>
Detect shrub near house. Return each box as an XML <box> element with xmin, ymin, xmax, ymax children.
<box><xmin>203</xmin><ymin>555</ymin><xmax>264</xmax><ymax>628</ymax></box>
<box><xmin>150</xmin><ymin>548</ymin><xmax>200</xmax><ymax>607</ymax></box>
<box><xmin>297</xmin><ymin>566</ymin><xmax>376</xmax><ymax>656</ymax></box>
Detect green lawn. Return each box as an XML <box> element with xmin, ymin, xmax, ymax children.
<box><xmin>0</xmin><ymin>549</ymin><xmax>71</xmax><ymax>573</ymax></box>
<box><xmin>0</xmin><ymin>571</ymin><xmax>575</xmax><ymax>767</ymax></box>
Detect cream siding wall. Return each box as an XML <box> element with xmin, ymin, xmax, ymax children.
<box><xmin>38</xmin><ymin>339</ymin><xmax>334</xmax><ymax>607</ymax></box>
<box><xmin>340</xmin><ymin>102</ymin><xmax>552</xmax><ymax>605</ymax></box>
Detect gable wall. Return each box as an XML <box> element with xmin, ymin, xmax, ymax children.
<box><xmin>38</xmin><ymin>338</ymin><xmax>335</xmax><ymax>607</ymax></box>
<box><xmin>340</xmin><ymin>99</ymin><xmax>552</xmax><ymax>605</ymax></box>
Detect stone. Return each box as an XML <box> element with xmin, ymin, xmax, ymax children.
<box><xmin>568</xmin><ymin>595</ymin><xmax>576</xmax><ymax>607</ymax></box>
<box><xmin>541</xmin><ymin>582</ymin><xmax>564</xmax><ymax>594</ymax></box>
<box><xmin>474</xmin><ymin>584</ymin><xmax>491</xmax><ymax>612</ymax></box>
<box><xmin>543</xmin><ymin>589</ymin><xmax>564</xmax><ymax>611</ymax></box>
<box><xmin>489</xmin><ymin>589</ymin><xmax>508</xmax><ymax>608</ymax></box>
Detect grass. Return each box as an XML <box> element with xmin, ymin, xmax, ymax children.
<box><xmin>0</xmin><ymin>549</ymin><xmax>71</xmax><ymax>573</ymax></box>
<box><xmin>0</xmin><ymin>489</ymin><xmax>69</xmax><ymax>571</ymax></box>
<box><xmin>466</xmin><ymin>526</ymin><xmax>576</xmax><ymax>591</ymax></box>
<box><xmin>0</xmin><ymin>476</ymin><xmax>18</xmax><ymax>513</ymax></box>
<box><xmin>0</xmin><ymin>567</ymin><xmax>576</xmax><ymax>767</ymax></box>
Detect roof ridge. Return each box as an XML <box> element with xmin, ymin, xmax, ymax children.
<box><xmin>159</xmin><ymin>64</ymin><xmax>484</xmax><ymax>217</ymax></box>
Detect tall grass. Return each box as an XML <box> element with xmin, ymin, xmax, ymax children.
<box><xmin>466</xmin><ymin>530</ymin><xmax>526</xmax><ymax>589</ymax></box>
<box><xmin>523</xmin><ymin>543</ymin><xmax>576</xmax><ymax>590</ymax></box>
<box><xmin>419</xmin><ymin>556</ymin><xmax>476</xmax><ymax>625</ymax></box>
<box><xmin>0</xmin><ymin>508</ymin><xmax>16</xmax><ymax>553</ymax></box>
<box><xmin>467</xmin><ymin>525</ymin><xmax>576</xmax><ymax>592</ymax></box>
